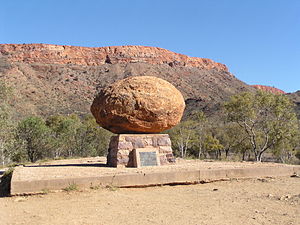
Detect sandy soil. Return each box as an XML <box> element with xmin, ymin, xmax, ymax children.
<box><xmin>1</xmin><ymin>176</ymin><xmax>299</xmax><ymax>225</ymax></box>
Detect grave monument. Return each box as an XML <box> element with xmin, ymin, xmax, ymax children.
<box><xmin>91</xmin><ymin>76</ymin><xmax>185</xmax><ymax>167</ymax></box>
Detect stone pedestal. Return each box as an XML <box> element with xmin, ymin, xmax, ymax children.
<box><xmin>107</xmin><ymin>134</ymin><xmax>175</xmax><ymax>167</ymax></box>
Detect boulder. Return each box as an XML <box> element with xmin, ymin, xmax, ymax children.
<box><xmin>91</xmin><ymin>76</ymin><xmax>185</xmax><ymax>133</ymax></box>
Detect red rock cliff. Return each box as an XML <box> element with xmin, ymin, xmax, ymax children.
<box><xmin>251</xmin><ymin>85</ymin><xmax>286</xmax><ymax>95</ymax></box>
<box><xmin>0</xmin><ymin>44</ymin><xmax>228</xmax><ymax>72</ymax></box>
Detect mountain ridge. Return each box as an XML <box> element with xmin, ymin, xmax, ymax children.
<box><xmin>0</xmin><ymin>44</ymin><xmax>228</xmax><ymax>72</ymax></box>
<box><xmin>0</xmin><ymin>43</ymin><xmax>297</xmax><ymax>119</ymax></box>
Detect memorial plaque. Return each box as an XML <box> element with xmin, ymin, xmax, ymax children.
<box><xmin>139</xmin><ymin>151</ymin><xmax>158</xmax><ymax>167</ymax></box>
<box><xmin>133</xmin><ymin>148</ymin><xmax>161</xmax><ymax>168</ymax></box>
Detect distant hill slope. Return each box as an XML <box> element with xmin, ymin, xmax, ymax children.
<box><xmin>2</xmin><ymin>44</ymin><xmax>298</xmax><ymax>119</ymax></box>
<box><xmin>287</xmin><ymin>91</ymin><xmax>300</xmax><ymax>118</ymax></box>
<box><xmin>0</xmin><ymin>44</ymin><xmax>254</xmax><ymax>118</ymax></box>
<box><xmin>251</xmin><ymin>85</ymin><xmax>286</xmax><ymax>95</ymax></box>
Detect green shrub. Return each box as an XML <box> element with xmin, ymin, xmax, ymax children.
<box><xmin>63</xmin><ymin>183</ymin><xmax>78</xmax><ymax>192</ymax></box>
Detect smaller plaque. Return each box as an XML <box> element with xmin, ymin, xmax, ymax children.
<box><xmin>133</xmin><ymin>148</ymin><xmax>160</xmax><ymax>168</ymax></box>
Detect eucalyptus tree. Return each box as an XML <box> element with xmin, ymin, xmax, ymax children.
<box><xmin>0</xmin><ymin>82</ymin><xmax>14</xmax><ymax>166</ymax></box>
<box><xmin>225</xmin><ymin>91</ymin><xmax>299</xmax><ymax>162</ymax></box>
<box><xmin>167</xmin><ymin>120</ymin><xmax>197</xmax><ymax>158</ymax></box>
<box><xmin>15</xmin><ymin>116</ymin><xmax>52</xmax><ymax>162</ymax></box>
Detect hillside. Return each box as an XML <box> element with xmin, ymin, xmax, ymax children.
<box><xmin>0</xmin><ymin>44</ymin><xmax>254</xmax><ymax>118</ymax></box>
<box><xmin>251</xmin><ymin>85</ymin><xmax>286</xmax><ymax>95</ymax></box>
<box><xmin>287</xmin><ymin>91</ymin><xmax>300</xmax><ymax>118</ymax></box>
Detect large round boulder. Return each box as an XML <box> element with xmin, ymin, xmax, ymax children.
<box><xmin>91</xmin><ymin>76</ymin><xmax>185</xmax><ymax>134</ymax></box>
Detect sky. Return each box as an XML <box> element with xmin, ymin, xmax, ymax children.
<box><xmin>1</xmin><ymin>0</ymin><xmax>299</xmax><ymax>93</ymax></box>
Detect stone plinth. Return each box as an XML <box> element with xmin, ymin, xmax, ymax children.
<box><xmin>107</xmin><ymin>134</ymin><xmax>175</xmax><ymax>167</ymax></box>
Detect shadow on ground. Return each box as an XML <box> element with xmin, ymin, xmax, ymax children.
<box><xmin>0</xmin><ymin>169</ymin><xmax>13</xmax><ymax>197</ymax></box>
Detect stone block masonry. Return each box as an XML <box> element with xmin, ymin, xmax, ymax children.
<box><xmin>107</xmin><ymin>134</ymin><xmax>175</xmax><ymax>167</ymax></box>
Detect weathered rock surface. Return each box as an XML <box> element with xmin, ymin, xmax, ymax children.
<box><xmin>91</xmin><ymin>76</ymin><xmax>185</xmax><ymax>133</ymax></box>
<box><xmin>0</xmin><ymin>44</ymin><xmax>228</xmax><ymax>71</ymax></box>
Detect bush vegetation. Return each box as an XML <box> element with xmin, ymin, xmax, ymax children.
<box><xmin>10</xmin><ymin>114</ymin><xmax>112</xmax><ymax>163</ymax></box>
<box><xmin>0</xmin><ymin>81</ymin><xmax>112</xmax><ymax>164</ymax></box>
<box><xmin>0</xmin><ymin>81</ymin><xmax>299</xmax><ymax>165</ymax></box>
<box><xmin>167</xmin><ymin>91</ymin><xmax>300</xmax><ymax>163</ymax></box>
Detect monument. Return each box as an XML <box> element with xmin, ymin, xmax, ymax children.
<box><xmin>91</xmin><ymin>76</ymin><xmax>185</xmax><ymax>167</ymax></box>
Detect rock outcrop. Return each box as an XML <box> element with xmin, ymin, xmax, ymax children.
<box><xmin>251</xmin><ymin>85</ymin><xmax>286</xmax><ymax>95</ymax></box>
<box><xmin>0</xmin><ymin>44</ymin><xmax>228</xmax><ymax>71</ymax></box>
<box><xmin>91</xmin><ymin>76</ymin><xmax>185</xmax><ymax>134</ymax></box>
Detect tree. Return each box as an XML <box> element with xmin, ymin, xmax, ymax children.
<box><xmin>224</xmin><ymin>91</ymin><xmax>299</xmax><ymax>162</ymax></box>
<box><xmin>215</xmin><ymin>123</ymin><xmax>250</xmax><ymax>160</ymax></box>
<box><xmin>272</xmin><ymin>127</ymin><xmax>300</xmax><ymax>163</ymax></box>
<box><xmin>203</xmin><ymin>134</ymin><xmax>224</xmax><ymax>159</ymax></box>
<box><xmin>0</xmin><ymin>82</ymin><xmax>14</xmax><ymax>166</ymax></box>
<box><xmin>296</xmin><ymin>150</ymin><xmax>300</xmax><ymax>161</ymax></box>
<box><xmin>191</xmin><ymin>111</ymin><xmax>208</xmax><ymax>159</ymax></box>
<box><xmin>168</xmin><ymin>120</ymin><xmax>197</xmax><ymax>158</ymax></box>
<box><xmin>74</xmin><ymin>115</ymin><xmax>112</xmax><ymax>157</ymax></box>
<box><xmin>15</xmin><ymin>116</ymin><xmax>52</xmax><ymax>162</ymax></box>
<box><xmin>46</xmin><ymin>114</ymin><xmax>112</xmax><ymax>158</ymax></box>
<box><xmin>46</xmin><ymin>114</ymin><xmax>81</xmax><ymax>158</ymax></box>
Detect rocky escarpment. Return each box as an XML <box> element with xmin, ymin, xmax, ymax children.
<box><xmin>251</xmin><ymin>85</ymin><xmax>286</xmax><ymax>95</ymax></box>
<box><xmin>0</xmin><ymin>44</ymin><xmax>253</xmax><ymax>118</ymax></box>
<box><xmin>0</xmin><ymin>44</ymin><xmax>228</xmax><ymax>71</ymax></box>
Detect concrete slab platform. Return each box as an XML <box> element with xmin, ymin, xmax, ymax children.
<box><xmin>10</xmin><ymin>158</ymin><xmax>300</xmax><ymax>195</ymax></box>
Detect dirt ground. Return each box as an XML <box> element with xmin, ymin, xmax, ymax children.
<box><xmin>1</xmin><ymin>176</ymin><xmax>299</xmax><ymax>225</ymax></box>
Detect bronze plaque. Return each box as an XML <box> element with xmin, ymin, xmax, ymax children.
<box><xmin>133</xmin><ymin>148</ymin><xmax>160</xmax><ymax>168</ymax></box>
<box><xmin>139</xmin><ymin>151</ymin><xmax>158</xmax><ymax>167</ymax></box>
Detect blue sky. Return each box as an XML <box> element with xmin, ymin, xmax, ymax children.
<box><xmin>1</xmin><ymin>0</ymin><xmax>299</xmax><ymax>93</ymax></box>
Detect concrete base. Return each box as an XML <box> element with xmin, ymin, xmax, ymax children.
<box><xmin>107</xmin><ymin>134</ymin><xmax>175</xmax><ymax>167</ymax></box>
<box><xmin>10</xmin><ymin>159</ymin><xmax>300</xmax><ymax>195</ymax></box>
